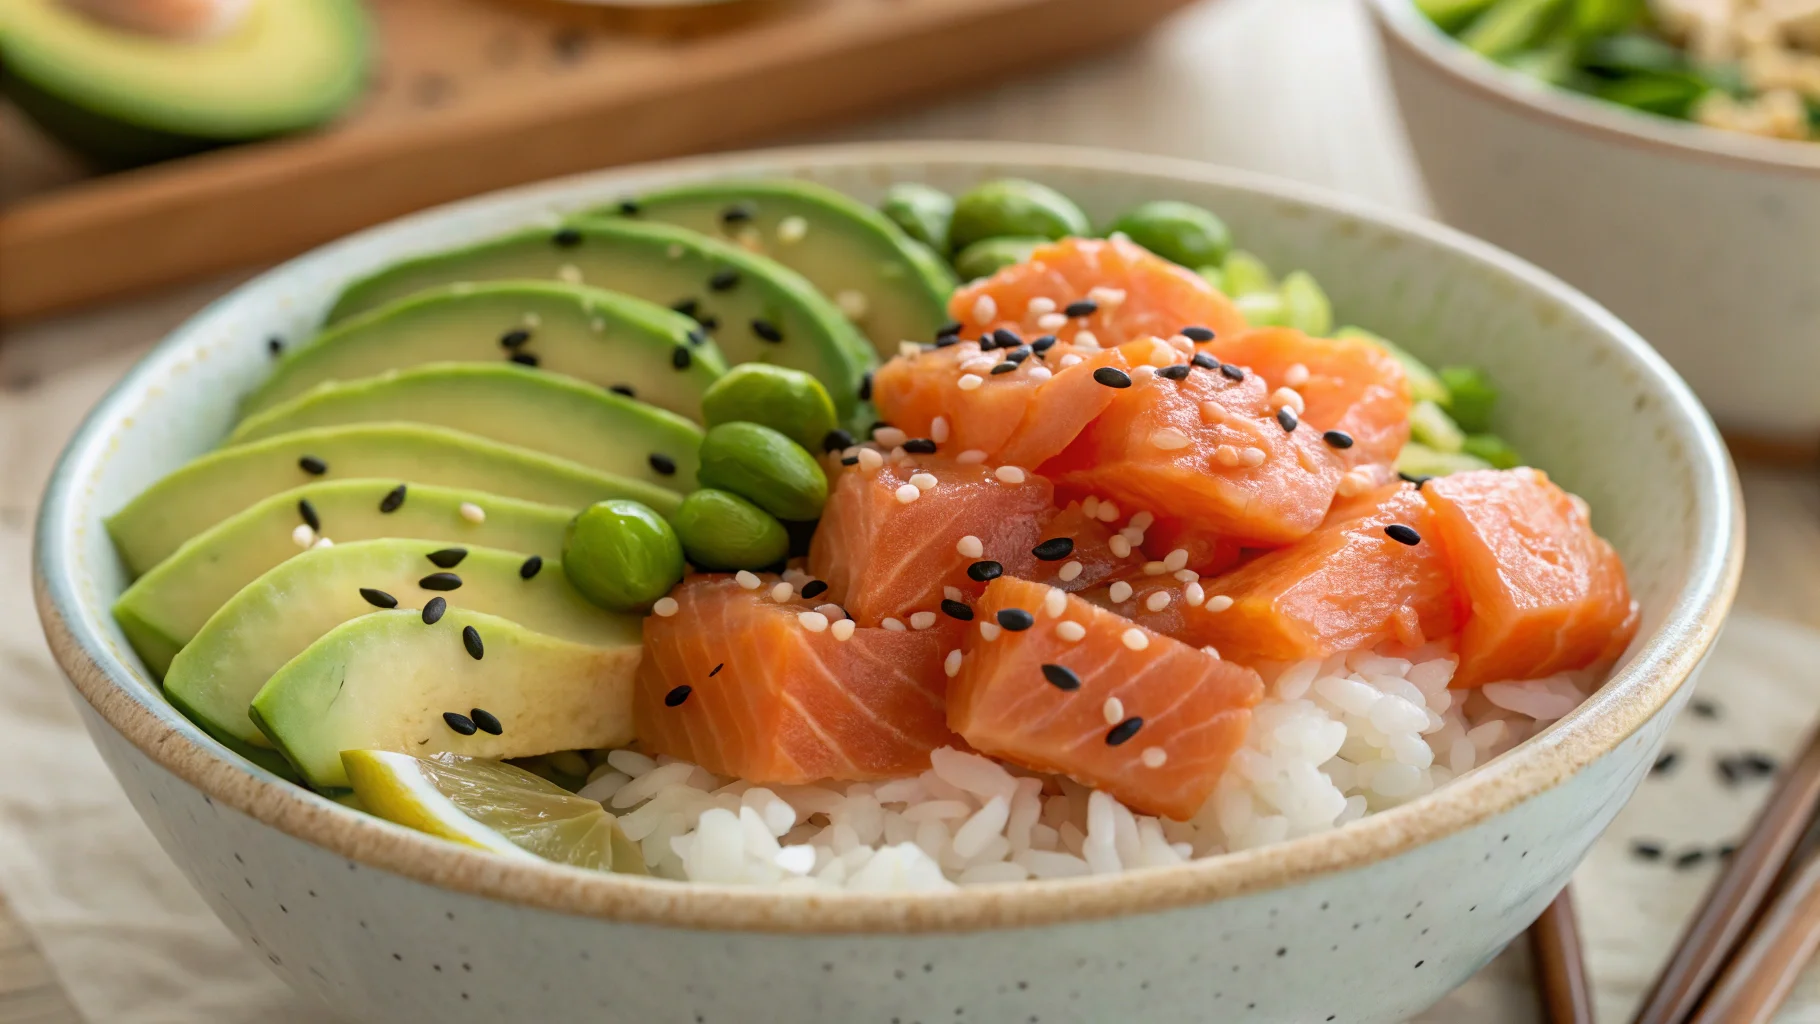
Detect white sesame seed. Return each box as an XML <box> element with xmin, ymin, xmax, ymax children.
<box><xmin>1109</xmin><ymin>581</ymin><xmax>1133</xmax><ymax>603</ymax></box>
<box><xmin>1201</xmin><ymin>402</ymin><xmax>1231</xmax><ymax>426</ymax></box>
<box><xmin>730</xmin><ymin>570</ymin><xmax>760</xmax><ymax>591</ymax></box>
<box><xmin>522</xmin><ymin>312</ymin><xmax>542</xmax><ymax>328</ymax></box>
<box><xmin>874</xmin><ymin>426</ymin><xmax>908</xmax><ymax>448</ymax></box>
<box><xmin>312</xmin><ymin>537</ymin><xmax>334</xmax><ymax>549</ymax></box>
<box><xmin>1284</xmin><ymin>362</ymin><xmax>1310</xmax><ymax>387</ymax></box>
<box><xmin>1129</xmin><ymin>511</ymin><xmax>1154</xmax><ymax>531</ymax></box>
<box><xmin>1122</xmin><ymin>628</ymin><xmax>1150</xmax><ymax>651</ymax></box>
<box><xmin>777</xmin><ymin>215</ymin><xmax>808</xmax><ymax>243</ymax></box>
<box><xmin>1121</xmin><ymin>527</ymin><xmax>1147</xmax><ymax>547</ymax></box>
<box><xmin>956</xmin><ymin>535</ymin><xmax>985</xmax><ymax>558</ymax></box>
<box><xmin>1058</xmin><ymin>560</ymin><xmax>1083</xmax><ymax>582</ymax></box>
<box><xmin>1132</xmin><ymin>365</ymin><xmax>1155</xmax><ymax>378</ymax></box>
<box><xmin>972</xmin><ymin>295</ymin><xmax>997</xmax><ymax>325</ymax></box>
<box><xmin>883</xmin><ymin>618</ymin><xmax>906</xmax><ymax>631</ymax></box>
<box><xmin>1212</xmin><ymin>445</ymin><xmax>1241</xmax><ymax>468</ymax></box>
<box><xmin>1141</xmin><ymin>747</ymin><xmax>1169</xmax><ymax>769</ymax></box>
<box><xmin>930</xmin><ymin>416</ymin><xmax>950</xmax><ymax>443</ymax></box>
<box><xmin>735</xmin><ymin>227</ymin><xmax>763</xmax><ymax>252</ymax></box>
<box><xmin>1143</xmin><ymin>561</ymin><xmax>1167</xmax><ymax>576</ymax></box>
<box><xmin>957</xmin><ymin>373</ymin><xmax>984</xmax><ymax>392</ymax></box>
<box><xmin>1056</xmin><ymin>620</ymin><xmax>1087</xmax><ymax>642</ymax></box>
<box><xmin>831</xmin><ymin>619</ymin><xmax>856</xmax><ymax>641</ymax></box>
<box><xmin>898</xmin><ymin>341</ymin><xmax>923</xmax><ymax>359</ymax></box>
<box><xmin>653</xmin><ymin>597</ymin><xmax>680</xmax><ymax>617</ymax></box>
<box><xmin>1184</xmin><ymin>582</ymin><xmax>1206</xmax><ymax>607</ymax></box>
<box><xmin>459</xmin><ymin>502</ymin><xmax>486</xmax><ymax>523</ymax></box>
<box><xmin>798</xmin><ymin>611</ymin><xmax>830</xmax><ymax>632</ymax></box>
<box><xmin>1163</xmin><ymin>548</ymin><xmax>1190</xmax><ymax>572</ymax></box>
<box><xmin>959</xmin><ymin>356</ymin><xmax>996</xmax><ymax>374</ymax></box>
<box><xmin>1102</xmin><ymin>697</ymin><xmax>1125</xmax><ymax>725</ymax></box>
<box><xmin>1150</xmin><ymin>428</ymin><xmax>1192</xmax><ymax>451</ymax></box>
<box><xmin>1043</xmin><ymin>588</ymin><xmax>1068</xmax><ymax>618</ymax></box>
<box><xmin>910</xmin><ymin>472</ymin><xmax>938</xmax><ymax>492</ymax></box>
<box><xmin>1028</xmin><ymin>366</ymin><xmax>1053</xmax><ymax>381</ymax></box>
<box><xmin>956</xmin><ymin>449</ymin><xmax>988</xmax><ymax>465</ymax></box>
<box><xmin>1028</xmin><ymin>297</ymin><xmax>1057</xmax><ymax>315</ymax></box>
<box><xmin>1057</xmin><ymin>353</ymin><xmax>1083</xmax><ymax>368</ymax></box>
<box><xmin>979</xmin><ymin>621</ymin><xmax>1002</xmax><ymax>641</ymax></box>
<box><xmin>1108</xmin><ymin>535</ymin><xmax>1132</xmax><ymax>559</ymax></box>
<box><xmin>1081</xmin><ymin>496</ymin><xmax>1102</xmax><ymax>517</ymax></box>
<box><xmin>910</xmin><ymin>611</ymin><xmax>937</xmax><ymax>630</ymax></box>
<box><xmin>858</xmin><ymin>448</ymin><xmax>885</xmax><ymax>472</ymax></box>
<box><xmin>557</xmin><ymin>264</ymin><xmax>583</xmax><ymax>284</ymax></box>
<box><xmin>1271</xmin><ymin>387</ymin><xmax>1306</xmax><ymax>415</ymax></box>
<box><xmin>1037</xmin><ymin>312</ymin><xmax>1068</xmax><ymax>330</ymax></box>
<box><xmin>1088</xmin><ymin>286</ymin><xmax>1127</xmax><ymax>306</ymax></box>
<box><xmin>894</xmin><ymin>484</ymin><xmax>921</xmax><ymax>504</ymax></box>
<box><xmin>837</xmin><ymin>290</ymin><xmax>870</xmax><ymax>321</ymax></box>
<box><xmin>1147</xmin><ymin>340</ymin><xmax>1177</xmax><ymax>367</ymax></box>
<box><xmin>292</xmin><ymin>523</ymin><xmax>315</xmax><ymax>548</ymax></box>
<box><xmin>944</xmin><ymin>586</ymin><xmax>965</xmax><ymax>602</ymax></box>
<box><xmin>1206</xmin><ymin>594</ymin><xmax>1234</xmax><ymax>612</ymax></box>
<box><xmin>1239</xmin><ymin>447</ymin><xmax>1267</xmax><ymax>468</ymax></box>
<box><xmin>1202</xmin><ymin>645</ymin><xmax>1221</xmax><ymax>660</ymax></box>
<box><xmin>1096</xmin><ymin>500</ymin><xmax>1120</xmax><ymax>522</ymax></box>
<box><xmin>1174</xmin><ymin>568</ymin><xmax>1199</xmax><ymax>582</ymax></box>
<box><xmin>995</xmin><ymin>465</ymin><xmax>1027</xmax><ymax>484</ymax></box>
<box><xmin>770</xmin><ymin>582</ymin><xmax>795</xmax><ymax>603</ymax></box>
<box><xmin>1336</xmin><ymin>469</ymin><xmax>1373</xmax><ymax>497</ymax></box>
<box><xmin>1167</xmin><ymin>335</ymin><xmax>1194</xmax><ymax>354</ymax></box>
<box><xmin>944</xmin><ymin>649</ymin><xmax>964</xmax><ymax>677</ymax></box>
<box><xmin>1145</xmin><ymin>590</ymin><xmax>1172</xmax><ymax>612</ymax></box>
<box><xmin>1073</xmin><ymin>330</ymin><xmax>1100</xmax><ymax>348</ymax></box>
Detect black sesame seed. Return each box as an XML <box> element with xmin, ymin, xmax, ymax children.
<box><xmin>935</xmin><ymin>337</ymin><xmax>960</xmax><ymax>349</ymax></box>
<box><xmin>422</xmin><ymin>597</ymin><xmax>446</xmax><ymax>625</ymax></box>
<box><xmin>996</xmin><ymin>608</ymin><xmax>1034</xmax><ymax>631</ymax></box>
<box><xmin>1005</xmin><ymin>346</ymin><xmax>1032</xmax><ymax>365</ymax></box>
<box><xmin>1181</xmin><ymin>326</ymin><xmax>1216</xmax><ymax>343</ymax></box>
<box><xmin>1041</xmin><ymin>663</ymin><xmax>1082</xmax><ymax>691</ymax></box>
<box><xmin>499</xmin><ymin>328</ymin><xmax>531</xmax><ymax>349</ymax></box>
<box><xmin>1092</xmin><ymin>367</ymin><xmax>1132</xmax><ymax>389</ymax></box>
<box><xmin>296</xmin><ymin>499</ymin><xmax>320</xmax><ymax>531</ymax></box>
<box><xmin>443</xmin><ymin>712</ymin><xmax>478</xmax><ymax>736</ymax></box>
<box><xmin>1322</xmin><ymin>430</ymin><xmax>1355</xmax><ymax>449</ymax></box>
<box><xmin>1064</xmin><ymin>300</ymin><xmax>1098</xmax><ymax>318</ymax></box>
<box><xmin>1032</xmin><ymin>537</ymin><xmax>1074</xmax><ymax>561</ymax></box>
<box><xmin>552</xmin><ymin>227</ymin><xmax>582</xmax><ymax>248</ymax></box>
<box><xmin>617</xmin><ymin>199</ymin><xmax>640</xmax><ymax>216</ymax></box>
<box><xmin>663</xmin><ymin>684</ymin><xmax>694</xmax><ymax>708</ymax></box>
<box><xmin>942</xmin><ymin>599</ymin><xmax>975</xmax><ymax>621</ymax></box>
<box><xmin>610</xmin><ymin>384</ymin><xmax>636</xmax><ymax>398</ymax></box>
<box><xmin>1156</xmin><ymin>364</ymin><xmax>1191</xmax><ymax>381</ymax></box>
<box><xmin>1191</xmin><ymin>352</ymin><xmax>1219</xmax><ymax>370</ymax></box>
<box><xmin>519</xmin><ymin>555</ymin><xmax>544</xmax><ymax>579</ymax></box>
<box><xmin>709</xmin><ymin>663</ymin><xmax>724</xmax><ymax>677</ymax></box>
<box><xmin>905</xmin><ymin>438</ymin><xmax>938</xmax><ymax>454</ymax></box>
<box><xmin>801</xmin><ymin>580</ymin><xmax>829</xmax><ymax>599</ymax></box>
<box><xmin>936</xmin><ymin>321</ymin><xmax>964</xmax><ymax>339</ymax></box>
<box><xmin>977</xmin><ymin>333</ymin><xmax>999</xmax><ymax>352</ymax></box>
<box><xmin>840</xmin><ymin>456</ymin><xmax>860</xmax><ymax>466</ymax></box>
<box><xmin>462</xmin><ymin>625</ymin><xmax>484</xmax><ymax>660</ymax></box>
<box><xmin>1031</xmin><ymin>334</ymin><xmax>1058</xmax><ymax>353</ymax></box>
<box><xmin>687</xmin><ymin>328</ymin><xmax>708</xmax><ymax>346</ymax></box>
<box><xmin>359</xmin><ymin>588</ymin><xmax>398</xmax><ymax>609</ymax></box>
<box><xmin>859</xmin><ymin>372</ymin><xmax>873</xmax><ymax>402</ymax></box>
<box><xmin>992</xmin><ymin>328</ymin><xmax>1023</xmax><ymax>349</ymax></box>
<box><xmin>671</xmin><ymin>346</ymin><xmax>692</xmax><ymax>370</ymax></box>
<box><xmin>708</xmin><ymin>268</ymin><xmax>740</xmax><ymax>292</ymax></box>
<box><xmin>1385</xmin><ymin>524</ymin><xmax>1422</xmax><ymax>546</ymax></box>
<box><xmin>509</xmin><ymin>352</ymin><xmax>540</xmax><ymax>367</ymax></box>
<box><xmin>1106</xmin><ymin>717</ymin><xmax>1144</xmax><ymax>746</ymax></box>
<box><xmin>1717</xmin><ymin>757</ymin><xmax>1744</xmax><ymax>786</ymax></box>
<box><xmin>426</xmin><ymin>548</ymin><xmax>468</xmax><ymax>569</ymax></box>
<box><xmin>721</xmin><ymin>203</ymin><xmax>755</xmax><ymax>225</ymax></box>
<box><xmin>298</xmin><ymin>455</ymin><xmax>328</xmax><ymax>475</ymax></box>
<box><xmin>420</xmin><ymin>572</ymin><xmax>463</xmax><ymax>592</ymax></box>
<box><xmin>1399</xmin><ymin>472</ymin><xmax>1433</xmax><ymax>489</ymax></box>
<box><xmin>1651</xmin><ymin>750</ymin><xmax>1680</xmax><ymax>775</ymax></box>
<box><xmin>1276</xmin><ymin>407</ymin><xmax>1299</xmax><ymax>432</ymax></box>
<box><xmin>469</xmin><ymin>708</ymin><xmax>503</xmax><ymax>736</ymax></box>
<box><xmin>1743</xmin><ymin>751</ymin><xmax>1779</xmax><ymax>775</ymax></box>
<box><xmin>967</xmin><ymin>560</ymin><xmax>1003</xmax><ymax>582</ymax></box>
<box><xmin>697</xmin><ymin>316</ymin><xmax>719</xmax><ymax>331</ymax></box>
<box><xmin>1219</xmin><ymin>363</ymin><xmax>1245</xmax><ymax>382</ymax></box>
<box><xmin>822</xmin><ymin>429</ymin><xmax>855</xmax><ymax>453</ymax></box>
<box><xmin>379</xmin><ymin>485</ymin><xmax>407</xmax><ymax>513</ymax></box>
<box><xmin>1674</xmin><ymin>849</ymin><xmax>1708</xmax><ymax>870</ymax></box>
<box><xmin>1630</xmin><ymin>839</ymin><xmax>1663</xmax><ymax>861</ymax></box>
<box><xmin>671</xmin><ymin>298</ymin><xmax>699</xmax><ymax>317</ymax></box>
<box><xmin>751</xmin><ymin>318</ymin><xmax>783</xmax><ymax>343</ymax></box>
<box><xmin>267</xmin><ymin>336</ymin><xmax>285</xmax><ymax>356</ymax></box>
<box><xmin>991</xmin><ymin>362</ymin><xmax>1018</xmax><ymax>375</ymax></box>
<box><xmin>1691</xmin><ymin>697</ymin><xmax>1721</xmax><ymax>719</ymax></box>
<box><xmin>649</xmin><ymin>453</ymin><xmax>677</xmax><ymax>476</ymax></box>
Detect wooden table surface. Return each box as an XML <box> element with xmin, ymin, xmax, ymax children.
<box><xmin>2</xmin><ymin>0</ymin><xmax>1817</xmax><ymax>1020</ymax></box>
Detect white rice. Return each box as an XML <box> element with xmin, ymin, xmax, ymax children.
<box><xmin>583</xmin><ymin>644</ymin><xmax>1598</xmax><ymax>890</ymax></box>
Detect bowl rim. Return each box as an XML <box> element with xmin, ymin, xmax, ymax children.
<box><xmin>1365</xmin><ymin>0</ymin><xmax>1820</xmax><ymax>177</ymax></box>
<box><xmin>33</xmin><ymin>140</ymin><xmax>1743</xmax><ymax>935</ymax></box>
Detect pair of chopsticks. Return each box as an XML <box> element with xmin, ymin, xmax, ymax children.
<box><xmin>1525</xmin><ymin>723</ymin><xmax>1820</xmax><ymax>1024</ymax></box>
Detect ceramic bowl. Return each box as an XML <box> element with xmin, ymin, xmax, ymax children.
<box><xmin>1367</xmin><ymin>0</ymin><xmax>1820</xmax><ymax>456</ymax></box>
<box><xmin>34</xmin><ymin>142</ymin><xmax>1741</xmax><ymax>1024</ymax></box>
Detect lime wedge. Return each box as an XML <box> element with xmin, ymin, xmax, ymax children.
<box><xmin>341</xmin><ymin>750</ymin><xmax>645</xmax><ymax>874</ymax></box>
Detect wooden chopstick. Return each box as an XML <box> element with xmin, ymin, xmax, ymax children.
<box><xmin>1631</xmin><ymin>724</ymin><xmax>1820</xmax><ymax>1024</ymax></box>
<box><xmin>1530</xmin><ymin>886</ymin><xmax>1596</xmax><ymax>1024</ymax></box>
<box><xmin>1687</xmin><ymin>850</ymin><xmax>1820</xmax><ymax>1023</ymax></box>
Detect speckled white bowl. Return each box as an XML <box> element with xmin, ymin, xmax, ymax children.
<box><xmin>34</xmin><ymin>142</ymin><xmax>1740</xmax><ymax>1024</ymax></box>
<box><xmin>1368</xmin><ymin>0</ymin><xmax>1820</xmax><ymax>455</ymax></box>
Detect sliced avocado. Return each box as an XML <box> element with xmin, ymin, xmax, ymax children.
<box><xmin>1409</xmin><ymin>399</ymin><xmax>1467</xmax><ymax>453</ymax></box>
<box><xmin>1397</xmin><ymin>442</ymin><xmax>1493</xmax><ymax>479</ymax></box>
<box><xmin>325</xmin><ymin>219</ymin><xmax>875</xmax><ymax>418</ymax></box>
<box><xmin>243</xmin><ymin>282</ymin><xmax>727</xmax><ymax>420</ymax></box>
<box><xmin>597</xmin><ymin>179</ymin><xmax>957</xmax><ymax>358</ymax></box>
<box><xmin>0</xmin><ymin>0</ymin><xmax>369</xmax><ymax>167</ymax></box>
<box><xmin>106</xmin><ymin>423</ymin><xmax>679</xmax><ymax>578</ymax></box>
<box><xmin>113</xmin><ymin>480</ymin><xmax>572</xmax><ymax>677</ymax></box>
<box><xmin>165</xmin><ymin>539</ymin><xmax>635</xmax><ymax>772</ymax></box>
<box><xmin>250</xmin><ymin>607</ymin><xmax>639</xmax><ymax>793</ymax></box>
<box><xmin>228</xmin><ymin>363</ymin><xmax>702</xmax><ymax>491</ymax></box>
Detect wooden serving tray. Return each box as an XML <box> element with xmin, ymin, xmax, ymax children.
<box><xmin>0</xmin><ymin>0</ymin><xmax>1197</xmax><ymax>322</ymax></box>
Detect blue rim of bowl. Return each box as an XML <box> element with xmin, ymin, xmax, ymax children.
<box><xmin>1366</xmin><ymin>0</ymin><xmax>1820</xmax><ymax>176</ymax></box>
<box><xmin>33</xmin><ymin>141</ymin><xmax>1744</xmax><ymax>934</ymax></box>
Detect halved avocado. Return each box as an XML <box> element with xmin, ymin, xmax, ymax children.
<box><xmin>228</xmin><ymin>363</ymin><xmax>703</xmax><ymax>491</ymax></box>
<box><xmin>165</xmin><ymin>539</ymin><xmax>633</xmax><ymax>775</ymax></box>
<box><xmin>324</xmin><ymin>219</ymin><xmax>875</xmax><ymax>418</ymax></box>
<box><xmin>106</xmin><ymin>423</ymin><xmax>680</xmax><ymax>578</ymax></box>
<box><xmin>0</xmin><ymin>0</ymin><xmax>369</xmax><ymax>167</ymax></box>
<box><xmin>113</xmin><ymin>479</ymin><xmax>572</xmax><ymax>677</ymax></box>
<box><xmin>251</xmin><ymin>607</ymin><xmax>639</xmax><ymax>793</ymax></box>
<box><xmin>595</xmin><ymin>179</ymin><xmax>957</xmax><ymax>359</ymax></box>
<box><xmin>242</xmin><ymin>281</ymin><xmax>726</xmax><ymax>420</ymax></box>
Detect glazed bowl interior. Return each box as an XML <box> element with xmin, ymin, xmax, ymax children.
<box><xmin>34</xmin><ymin>141</ymin><xmax>1741</xmax><ymax>932</ymax></box>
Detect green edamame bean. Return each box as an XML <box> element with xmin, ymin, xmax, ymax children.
<box><xmin>880</xmin><ymin>183</ymin><xmax>956</xmax><ymax>253</ymax></box>
<box><xmin>698</xmin><ymin>421</ymin><xmax>828</xmax><ymax>521</ymax></box>
<box><xmin>673</xmin><ymin>489</ymin><xmax>789</xmax><ymax>571</ymax></box>
<box><xmin>1220</xmin><ymin>250</ymin><xmax>1277</xmax><ymax>297</ymax></box>
<box><xmin>953</xmin><ymin>236</ymin><xmax>1046</xmax><ymax>282</ymax></box>
<box><xmin>700</xmin><ymin>364</ymin><xmax>838</xmax><ymax>453</ymax></box>
<box><xmin>1107</xmin><ymin>200</ymin><xmax>1234</xmax><ymax>268</ymax></box>
<box><xmin>1279</xmin><ymin>271</ymin><xmax>1333</xmax><ymax>336</ymax></box>
<box><xmin>562</xmin><ymin>499</ymin><xmax>685</xmax><ymax>613</ymax></box>
<box><xmin>948</xmin><ymin>179</ymin><xmax>1091</xmax><ymax>252</ymax></box>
